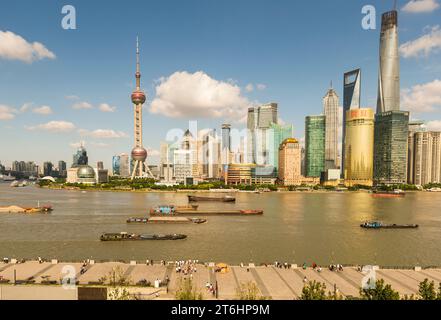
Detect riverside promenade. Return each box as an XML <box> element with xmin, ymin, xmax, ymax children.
<box><xmin>2</xmin><ymin>260</ymin><xmax>441</xmax><ymax>299</ymax></box>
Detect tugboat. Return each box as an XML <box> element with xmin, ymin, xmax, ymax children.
<box><xmin>100</xmin><ymin>232</ymin><xmax>187</xmax><ymax>241</ymax></box>
<box><xmin>360</xmin><ymin>221</ymin><xmax>419</xmax><ymax>229</ymax></box>
<box><xmin>188</xmin><ymin>195</ymin><xmax>236</xmax><ymax>202</ymax></box>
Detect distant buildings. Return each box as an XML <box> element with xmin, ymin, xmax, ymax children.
<box><xmin>278</xmin><ymin>138</ymin><xmax>301</xmax><ymax>186</ymax></box>
<box><xmin>268</xmin><ymin>123</ymin><xmax>293</xmax><ymax>176</ymax></box>
<box><xmin>43</xmin><ymin>162</ymin><xmax>53</xmax><ymax>177</ymax></box>
<box><xmin>344</xmin><ymin>108</ymin><xmax>375</xmax><ymax>187</ymax></box>
<box><xmin>305</xmin><ymin>115</ymin><xmax>325</xmax><ymax>177</ymax></box>
<box><xmin>58</xmin><ymin>161</ymin><xmax>67</xmax><ymax>178</ymax></box>
<box><xmin>112</xmin><ymin>153</ymin><xmax>130</xmax><ymax>177</ymax></box>
<box><xmin>323</xmin><ymin>84</ymin><xmax>340</xmax><ymax>170</ymax></box>
<box><xmin>67</xmin><ymin>146</ymin><xmax>108</xmax><ymax>184</ymax></box>
<box><xmin>72</xmin><ymin>145</ymin><xmax>88</xmax><ymax>168</ymax></box>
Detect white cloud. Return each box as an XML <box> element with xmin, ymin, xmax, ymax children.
<box><xmin>0</xmin><ymin>30</ymin><xmax>55</xmax><ymax>63</ymax></box>
<box><xmin>32</xmin><ymin>105</ymin><xmax>53</xmax><ymax>115</ymax></box>
<box><xmin>400</xmin><ymin>25</ymin><xmax>441</xmax><ymax>58</ymax></box>
<box><xmin>66</xmin><ymin>95</ymin><xmax>80</xmax><ymax>100</ymax></box>
<box><xmin>79</xmin><ymin>129</ymin><xmax>128</xmax><ymax>139</ymax></box>
<box><xmin>402</xmin><ymin>0</ymin><xmax>440</xmax><ymax>13</ymax></box>
<box><xmin>256</xmin><ymin>84</ymin><xmax>267</xmax><ymax>91</ymax></box>
<box><xmin>26</xmin><ymin>121</ymin><xmax>76</xmax><ymax>133</ymax></box>
<box><xmin>70</xmin><ymin>141</ymin><xmax>85</xmax><ymax>148</ymax></box>
<box><xmin>90</xmin><ymin>142</ymin><xmax>110</xmax><ymax>148</ymax></box>
<box><xmin>147</xmin><ymin>148</ymin><xmax>160</xmax><ymax>157</ymax></box>
<box><xmin>401</xmin><ymin>79</ymin><xmax>441</xmax><ymax>113</ymax></box>
<box><xmin>245</xmin><ymin>84</ymin><xmax>254</xmax><ymax>92</ymax></box>
<box><xmin>99</xmin><ymin>103</ymin><xmax>116</xmax><ymax>113</ymax></box>
<box><xmin>72</xmin><ymin>101</ymin><xmax>93</xmax><ymax>110</ymax></box>
<box><xmin>426</xmin><ymin>120</ymin><xmax>441</xmax><ymax>131</ymax></box>
<box><xmin>150</xmin><ymin>71</ymin><xmax>252</xmax><ymax>121</ymax></box>
<box><xmin>0</xmin><ymin>105</ymin><xmax>17</xmax><ymax>120</ymax></box>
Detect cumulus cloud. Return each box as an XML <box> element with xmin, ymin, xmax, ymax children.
<box><xmin>401</xmin><ymin>79</ymin><xmax>441</xmax><ymax>113</ymax></box>
<box><xmin>402</xmin><ymin>0</ymin><xmax>440</xmax><ymax>13</ymax></box>
<box><xmin>400</xmin><ymin>25</ymin><xmax>441</xmax><ymax>58</ymax></box>
<box><xmin>26</xmin><ymin>121</ymin><xmax>76</xmax><ymax>133</ymax></box>
<box><xmin>0</xmin><ymin>30</ymin><xmax>55</xmax><ymax>63</ymax></box>
<box><xmin>256</xmin><ymin>84</ymin><xmax>267</xmax><ymax>91</ymax></box>
<box><xmin>32</xmin><ymin>105</ymin><xmax>53</xmax><ymax>115</ymax></box>
<box><xmin>425</xmin><ymin>120</ymin><xmax>441</xmax><ymax>131</ymax></box>
<box><xmin>0</xmin><ymin>105</ymin><xmax>17</xmax><ymax>120</ymax></box>
<box><xmin>150</xmin><ymin>71</ymin><xmax>252</xmax><ymax>121</ymax></box>
<box><xmin>99</xmin><ymin>103</ymin><xmax>116</xmax><ymax>113</ymax></box>
<box><xmin>72</xmin><ymin>102</ymin><xmax>93</xmax><ymax>110</ymax></box>
<box><xmin>245</xmin><ymin>84</ymin><xmax>254</xmax><ymax>92</ymax></box>
<box><xmin>147</xmin><ymin>148</ymin><xmax>161</xmax><ymax>157</ymax></box>
<box><xmin>78</xmin><ymin>129</ymin><xmax>128</xmax><ymax>139</ymax></box>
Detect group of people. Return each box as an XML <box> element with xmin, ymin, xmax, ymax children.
<box><xmin>329</xmin><ymin>264</ymin><xmax>344</xmax><ymax>272</ymax></box>
<box><xmin>274</xmin><ymin>261</ymin><xmax>291</xmax><ymax>269</ymax></box>
<box><xmin>205</xmin><ymin>282</ymin><xmax>217</xmax><ymax>297</ymax></box>
<box><xmin>175</xmin><ymin>260</ymin><xmax>198</xmax><ymax>276</ymax></box>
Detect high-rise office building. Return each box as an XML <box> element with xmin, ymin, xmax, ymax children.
<box><xmin>97</xmin><ymin>161</ymin><xmax>104</xmax><ymax>170</ymax></box>
<box><xmin>247</xmin><ymin>103</ymin><xmax>278</xmax><ymax>164</ymax></box>
<box><xmin>342</xmin><ymin>69</ymin><xmax>361</xmax><ymax>175</ymax></box>
<box><xmin>323</xmin><ymin>84</ymin><xmax>340</xmax><ymax>170</ymax></box>
<box><xmin>73</xmin><ymin>145</ymin><xmax>88</xmax><ymax>167</ymax></box>
<box><xmin>373</xmin><ymin>111</ymin><xmax>409</xmax><ymax>185</ymax></box>
<box><xmin>408</xmin><ymin>131</ymin><xmax>441</xmax><ymax>186</ymax></box>
<box><xmin>407</xmin><ymin>121</ymin><xmax>425</xmax><ymax>184</ymax></box>
<box><xmin>112</xmin><ymin>155</ymin><xmax>121</xmax><ymax>176</ymax></box>
<box><xmin>119</xmin><ymin>153</ymin><xmax>130</xmax><ymax>177</ymax></box>
<box><xmin>377</xmin><ymin>10</ymin><xmax>400</xmax><ymax>114</ymax></box>
<box><xmin>43</xmin><ymin>162</ymin><xmax>53</xmax><ymax>176</ymax></box>
<box><xmin>278</xmin><ymin>138</ymin><xmax>301</xmax><ymax>186</ymax></box>
<box><xmin>344</xmin><ymin>108</ymin><xmax>375</xmax><ymax>187</ymax></box>
<box><xmin>268</xmin><ymin>123</ymin><xmax>294</xmax><ymax>175</ymax></box>
<box><xmin>305</xmin><ymin>115</ymin><xmax>325</xmax><ymax>177</ymax></box>
<box><xmin>58</xmin><ymin>161</ymin><xmax>67</xmax><ymax>178</ymax></box>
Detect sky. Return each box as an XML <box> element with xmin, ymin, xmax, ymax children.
<box><xmin>1</xmin><ymin>0</ymin><xmax>441</xmax><ymax>169</ymax></box>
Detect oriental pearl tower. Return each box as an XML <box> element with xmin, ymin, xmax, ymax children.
<box><xmin>130</xmin><ymin>37</ymin><xmax>154</xmax><ymax>180</ymax></box>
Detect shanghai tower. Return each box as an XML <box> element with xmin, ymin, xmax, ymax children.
<box><xmin>376</xmin><ymin>10</ymin><xmax>400</xmax><ymax>113</ymax></box>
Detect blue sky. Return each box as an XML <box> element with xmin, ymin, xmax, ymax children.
<box><xmin>1</xmin><ymin>0</ymin><xmax>441</xmax><ymax>169</ymax></box>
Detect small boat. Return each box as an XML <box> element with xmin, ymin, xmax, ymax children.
<box><xmin>188</xmin><ymin>195</ymin><xmax>236</xmax><ymax>202</ymax></box>
<box><xmin>360</xmin><ymin>221</ymin><xmax>419</xmax><ymax>229</ymax></box>
<box><xmin>127</xmin><ymin>217</ymin><xmax>207</xmax><ymax>224</ymax></box>
<box><xmin>427</xmin><ymin>188</ymin><xmax>441</xmax><ymax>192</ymax></box>
<box><xmin>2</xmin><ymin>173</ymin><xmax>16</xmax><ymax>182</ymax></box>
<box><xmin>240</xmin><ymin>210</ymin><xmax>264</xmax><ymax>215</ymax></box>
<box><xmin>100</xmin><ymin>232</ymin><xmax>187</xmax><ymax>241</ymax></box>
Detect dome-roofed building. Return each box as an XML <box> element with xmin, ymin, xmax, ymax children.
<box><xmin>77</xmin><ymin>165</ymin><xmax>96</xmax><ymax>184</ymax></box>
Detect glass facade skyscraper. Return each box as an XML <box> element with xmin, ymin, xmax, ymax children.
<box><xmin>373</xmin><ymin>111</ymin><xmax>409</xmax><ymax>185</ymax></box>
<box><xmin>305</xmin><ymin>115</ymin><xmax>325</xmax><ymax>177</ymax></box>
<box><xmin>268</xmin><ymin>123</ymin><xmax>294</xmax><ymax>175</ymax></box>
<box><xmin>342</xmin><ymin>69</ymin><xmax>361</xmax><ymax>176</ymax></box>
<box><xmin>323</xmin><ymin>85</ymin><xmax>340</xmax><ymax>170</ymax></box>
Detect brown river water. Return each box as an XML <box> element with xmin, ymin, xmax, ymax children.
<box><xmin>1</xmin><ymin>183</ymin><xmax>441</xmax><ymax>267</ymax></box>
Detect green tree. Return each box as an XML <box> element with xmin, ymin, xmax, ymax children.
<box><xmin>175</xmin><ymin>277</ymin><xmax>203</xmax><ymax>300</ymax></box>
<box><xmin>418</xmin><ymin>279</ymin><xmax>437</xmax><ymax>300</ymax></box>
<box><xmin>360</xmin><ymin>279</ymin><xmax>400</xmax><ymax>300</ymax></box>
<box><xmin>301</xmin><ymin>281</ymin><xmax>328</xmax><ymax>300</ymax></box>
<box><xmin>236</xmin><ymin>281</ymin><xmax>268</xmax><ymax>300</ymax></box>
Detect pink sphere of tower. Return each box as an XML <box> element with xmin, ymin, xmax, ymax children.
<box><xmin>131</xmin><ymin>146</ymin><xmax>148</xmax><ymax>162</ymax></box>
<box><xmin>131</xmin><ymin>90</ymin><xmax>146</xmax><ymax>105</ymax></box>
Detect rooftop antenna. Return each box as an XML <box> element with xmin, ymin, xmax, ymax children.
<box><xmin>393</xmin><ymin>0</ymin><xmax>397</xmax><ymax>10</ymax></box>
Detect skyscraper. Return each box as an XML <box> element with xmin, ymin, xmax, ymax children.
<box><xmin>58</xmin><ymin>161</ymin><xmax>67</xmax><ymax>178</ymax></box>
<box><xmin>268</xmin><ymin>123</ymin><xmax>293</xmax><ymax>175</ymax></box>
<box><xmin>323</xmin><ymin>84</ymin><xmax>340</xmax><ymax>170</ymax></box>
<box><xmin>130</xmin><ymin>38</ymin><xmax>154</xmax><ymax>180</ymax></box>
<box><xmin>278</xmin><ymin>138</ymin><xmax>301</xmax><ymax>186</ymax></box>
<box><xmin>342</xmin><ymin>69</ymin><xmax>361</xmax><ymax>175</ymax></box>
<box><xmin>373</xmin><ymin>111</ymin><xmax>409</xmax><ymax>185</ymax></box>
<box><xmin>72</xmin><ymin>145</ymin><xmax>88</xmax><ymax>167</ymax></box>
<box><xmin>305</xmin><ymin>115</ymin><xmax>325</xmax><ymax>177</ymax></box>
<box><xmin>377</xmin><ymin>10</ymin><xmax>400</xmax><ymax>114</ymax></box>
<box><xmin>344</xmin><ymin>108</ymin><xmax>375</xmax><ymax>187</ymax></box>
<box><xmin>407</xmin><ymin>121</ymin><xmax>425</xmax><ymax>183</ymax></box>
<box><xmin>43</xmin><ymin>162</ymin><xmax>53</xmax><ymax>176</ymax></box>
<box><xmin>112</xmin><ymin>155</ymin><xmax>121</xmax><ymax>176</ymax></box>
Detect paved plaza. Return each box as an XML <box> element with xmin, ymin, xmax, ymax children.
<box><xmin>2</xmin><ymin>260</ymin><xmax>441</xmax><ymax>299</ymax></box>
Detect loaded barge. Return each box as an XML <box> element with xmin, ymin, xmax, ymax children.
<box><xmin>361</xmin><ymin>222</ymin><xmax>419</xmax><ymax>229</ymax></box>
<box><xmin>100</xmin><ymin>232</ymin><xmax>187</xmax><ymax>241</ymax></box>
<box><xmin>149</xmin><ymin>205</ymin><xmax>263</xmax><ymax>216</ymax></box>
<box><xmin>188</xmin><ymin>195</ymin><xmax>236</xmax><ymax>203</ymax></box>
<box><xmin>127</xmin><ymin>217</ymin><xmax>207</xmax><ymax>224</ymax></box>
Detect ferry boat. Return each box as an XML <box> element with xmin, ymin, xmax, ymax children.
<box><xmin>427</xmin><ymin>187</ymin><xmax>441</xmax><ymax>192</ymax></box>
<box><xmin>188</xmin><ymin>195</ymin><xmax>236</xmax><ymax>202</ymax></box>
<box><xmin>360</xmin><ymin>221</ymin><xmax>419</xmax><ymax>229</ymax></box>
<box><xmin>127</xmin><ymin>217</ymin><xmax>207</xmax><ymax>224</ymax></box>
<box><xmin>100</xmin><ymin>232</ymin><xmax>187</xmax><ymax>241</ymax></box>
<box><xmin>2</xmin><ymin>173</ymin><xmax>16</xmax><ymax>182</ymax></box>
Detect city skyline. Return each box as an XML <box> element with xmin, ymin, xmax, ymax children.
<box><xmin>1</xmin><ymin>0</ymin><xmax>441</xmax><ymax>169</ymax></box>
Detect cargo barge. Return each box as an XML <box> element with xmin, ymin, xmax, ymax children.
<box><xmin>188</xmin><ymin>195</ymin><xmax>236</xmax><ymax>202</ymax></box>
<box><xmin>371</xmin><ymin>190</ymin><xmax>405</xmax><ymax>198</ymax></box>
<box><xmin>361</xmin><ymin>222</ymin><xmax>419</xmax><ymax>229</ymax></box>
<box><xmin>0</xmin><ymin>205</ymin><xmax>53</xmax><ymax>214</ymax></box>
<box><xmin>149</xmin><ymin>205</ymin><xmax>198</xmax><ymax>215</ymax></box>
<box><xmin>100</xmin><ymin>232</ymin><xmax>187</xmax><ymax>241</ymax></box>
<box><xmin>127</xmin><ymin>217</ymin><xmax>207</xmax><ymax>224</ymax></box>
<box><xmin>149</xmin><ymin>205</ymin><xmax>263</xmax><ymax>216</ymax></box>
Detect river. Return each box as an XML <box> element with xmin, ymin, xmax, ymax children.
<box><xmin>1</xmin><ymin>182</ymin><xmax>441</xmax><ymax>267</ymax></box>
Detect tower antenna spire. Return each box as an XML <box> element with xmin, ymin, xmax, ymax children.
<box><xmin>393</xmin><ymin>0</ymin><xmax>397</xmax><ymax>10</ymax></box>
<box><xmin>136</xmin><ymin>36</ymin><xmax>141</xmax><ymax>90</ymax></box>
